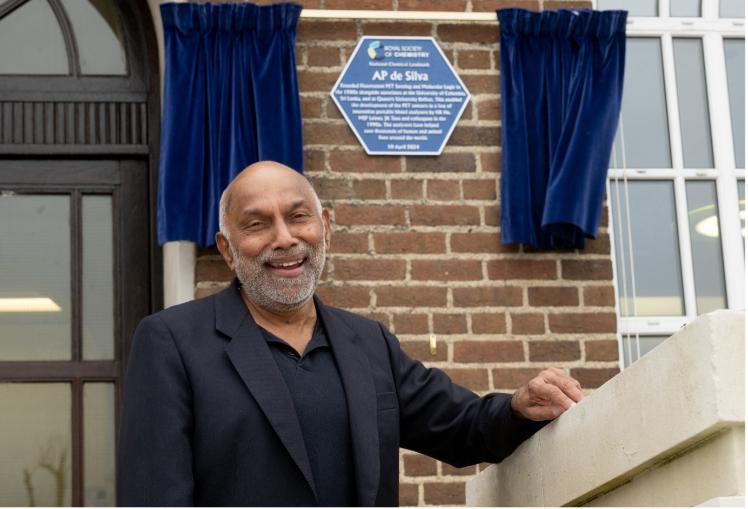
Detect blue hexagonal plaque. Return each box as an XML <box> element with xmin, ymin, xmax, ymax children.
<box><xmin>330</xmin><ymin>36</ymin><xmax>470</xmax><ymax>156</ymax></box>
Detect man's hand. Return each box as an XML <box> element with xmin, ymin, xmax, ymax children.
<box><xmin>511</xmin><ymin>368</ymin><xmax>583</xmax><ymax>421</ymax></box>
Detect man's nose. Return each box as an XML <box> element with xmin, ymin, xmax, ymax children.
<box><xmin>271</xmin><ymin>220</ymin><xmax>297</xmax><ymax>249</ymax></box>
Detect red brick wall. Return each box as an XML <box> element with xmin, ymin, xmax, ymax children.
<box><xmin>194</xmin><ymin>0</ymin><xmax>619</xmax><ymax>505</ymax></box>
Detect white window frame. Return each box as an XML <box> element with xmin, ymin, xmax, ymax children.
<box><xmin>597</xmin><ymin>0</ymin><xmax>746</xmax><ymax>368</ymax></box>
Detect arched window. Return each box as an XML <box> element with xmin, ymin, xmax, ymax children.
<box><xmin>0</xmin><ymin>0</ymin><xmax>127</xmax><ymax>76</ymax></box>
<box><xmin>0</xmin><ymin>0</ymin><xmax>156</xmax><ymax>151</ymax></box>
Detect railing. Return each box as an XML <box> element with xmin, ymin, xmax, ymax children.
<box><xmin>467</xmin><ymin>309</ymin><xmax>745</xmax><ymax>507</ymax></box>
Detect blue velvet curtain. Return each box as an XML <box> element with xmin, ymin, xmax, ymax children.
<box><xmin>158</xmin><ymin>3</ymin><xmax>304</xmax><ymax>247</ymax></box>
<box><xmin>497</xmin><ymin>8</ymin><xmax>627</xmax><ymax>249</ymax></box>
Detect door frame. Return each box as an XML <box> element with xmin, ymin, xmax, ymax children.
<box><xmin>0</xmin><ymin>158</ymin><xmax>150</xmax><ymax>505</ymax></box>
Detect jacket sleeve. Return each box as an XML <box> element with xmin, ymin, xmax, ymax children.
<box><xmin>380</xmin><ymin>324</ymin><xmax>547</xmax><ymax>467</ymax></box>
<box><xmin>117</xmin><ymin>315</ymin><xmax>194</xmax><ymax>506</ymax></box>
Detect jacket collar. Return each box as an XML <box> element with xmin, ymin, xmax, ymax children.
<box><xmin>215</xmin><ymin>280</ymin><xmax>380</xmax><ymax>506</ymax></box>
<box><xmin>217</xmin><ymin>279</ymin><xmax>317</xmax><ymax>500</ymax></box>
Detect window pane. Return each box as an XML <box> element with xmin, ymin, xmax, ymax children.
<box><xmin>610</xmin><ymin>39</ymin><xmax>671</xmax><ymax>169</ymax></box>
<box><xmin>0</xmin><ymin>0</ymin><xmax>69</xmax><ymax>75</ymax></box>
<box><xmin>686</xmin><ymin>182</ymin><xmax>727</xmax><ymax>314</ymax></box>
<box><xmin>60</xmin><ymin>0</ymin><xmax>126</xmax><ymax>75</ymax></box>
<box><xmin>671</xmin><ymin>0</ymin><xmax>700</xmax><ymax>17</ymax></box>
<box><xmin>0</xmin><ymin>194</ymin><xmax>71</xmax><ymax>360</ymax></box>
<box><xmin>610</xmin><ymin>181</ymin><xmax>684</xmax><ymax>316</ymax></box>
<box><xmin>621</xmin><ymin>335</ymin><xmax>669</xmax><ymax>367</ymax></box>
<box><xmin>724</xmin><ymin>39</ymin><xmax>745</xmax><ymax>169</ymax></box>
<box><xmin>82</xmin><ymin>195</ymin><xmax>114</xmax><ymax>360</ymax></box>
<box><xmin>0</xmin><ymin>383</ymin><xmax>72</xmax><ymax>506</ymax></box>
<box><xmin>739</xmin><ymin>180</ymin><xmax>745</xmax><ymax>253</ymax></box>
<box><xmin>673</xmin><ymin>39</ymin><xmax>714</xmax><ymax>168</ymax></box>
<box><xmin>720</xmin><ymin>0</ymin><xmax>744</xmax><ymax>18</ymax></box>
<box><xmin>598</xmin><ymin>0</ymin><xmax>657</xmax><ymax>16</ymax></box>
<box><xmin>84</xmin><ymin>383</ymin><xmax>116</xmax><ymax>506</ymax></box>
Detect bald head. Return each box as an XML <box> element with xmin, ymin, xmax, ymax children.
<box><xmin>218</xmin><ymin>161</ymin><xmax>322</xmax><ymax>239</ymax></box>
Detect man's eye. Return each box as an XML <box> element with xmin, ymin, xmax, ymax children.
<box><xmin>291</xmin><ymin>213</ymin><xmax>309</xmax><ymax>221</ymax></box>
<box><xmin>244</xmin><ymin>221</ymin><xmax>265</xmax><ymax>230</ymax></box>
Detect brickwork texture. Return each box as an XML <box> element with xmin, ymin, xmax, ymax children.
<box><xmin>194</xmin><ymin>0</ymin><xmax>619</xmax><ymax>505</ymax></box>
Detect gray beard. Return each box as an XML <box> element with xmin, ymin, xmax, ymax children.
<box><xmin>230</xmin><ymin>237</ymin><xmax>326</xmax><ymax>314</ymax></box>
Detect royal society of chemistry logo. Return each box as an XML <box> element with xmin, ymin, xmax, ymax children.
<box><xmin>367</xmin><ymin>40</ymin><xmax>385</xmax><ymax>60</ymax></box>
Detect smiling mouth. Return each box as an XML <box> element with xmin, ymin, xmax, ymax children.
<box><xmin>265</xmin><ymin>257</ymin><xmax>307</xmax><ymax>275</ymax></box>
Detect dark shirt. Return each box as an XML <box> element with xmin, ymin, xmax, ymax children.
<box><xmin>261</xmin><ymin>322</ymin><xmax>357</xmax><ymax>507</ymax></box>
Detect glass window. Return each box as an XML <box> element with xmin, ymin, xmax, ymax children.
<box><xmin>621</xmin><ymin>335</ymin><xmax>669</xmax><ymax>367</ymax></box>
<box><xmin>598</xmin><ymin>0</ymin><xmax>657</xmax><ymax>17</ymax></box>
<box><xmin>83</xmin><ymin>383</ymin><xmax>116</xmax><ymax>506</ymax></box>
<box><xmin>0</xmin><ymin>194</ymin><xmax>71</xmax><ymax>360</ymax></box>
<box><xmin>739</xmin><ymin>180</ymin><xmax>745</xmax><ymax>251</ymax></box>
<box><xmin>724</xmin><ymin>39</ymin><xmax>745</xmax><ymax>169</ymax></box>
<box><xmin>0</xmin><ymin>383</ymin><xmax>72</xmax><ymax>506</ymax></box>
<box><xmin>673</xmin><ymin>38</ymin><xmax>714</xmax><ymax>168</ymax></box>
<box><xmin>686</xmin><ymin>181</ymin><xmax>727</xmax><ymax>314</ymax></box>
<box><xmin>0</xmin><ymin>0</ymin><xmax>69</xmax><ymax>75</ymax></box>
<box><xmin>610</xmin><ymin>181</ymin><xmax>684</xmax><ymax>316</ymax></box>
<box><xmin>610</xmin><ymin>39</ymin><xmax>671</xmax><ymax>169</ymax></box>
<box><xmin>82</xmin><ymin>195</ymin><xmax>114</xmax><ymax>360</ymax></box>
<box><xmin>610</xmin><ymin>9</ymin><xmax>744</xmax><ymax>371</ymax></box>
<box><xmin>60</xmin><ymin>0</ymin><xmax>127</xmax><ymax>75</ymax></box>
<box><xmin>671</xmin><ymin>0</ymin><xmax>700</xmax><ymax>17</ymax></box>
<box><xmin>720</xmin><ymin>0</ymin><xmax>744</xmax><ymax>18</ymax></box>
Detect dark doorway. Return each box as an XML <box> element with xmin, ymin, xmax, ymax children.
<box><xmin>0</xmin><ymin>0</ymin><xmax>159</xmax><ymax>505</ymax></box>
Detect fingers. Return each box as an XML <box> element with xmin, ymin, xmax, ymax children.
<box><xmin>511</xmin><ymin>368</ymin><xmax>584</xmax><ymax>421</ymax></box>
<box><xmin>541</xmin><ymin>368</ymin><xmax>584</xmax><ymax>403</ymax></box>
<box><xmin>527</xmin><ymin>378</ymin><xmax>575</xmax><ymax>414</ymax></box>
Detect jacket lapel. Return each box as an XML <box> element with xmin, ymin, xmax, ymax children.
<box><xmin>216</xmin><ymin>281</ymin><xmax>317</xmax><ymax>500</ymax></box>
<box><xmin>316</xmin><ymin>298</ymin><xmax>380</xmax><ymax>507</ymax></box>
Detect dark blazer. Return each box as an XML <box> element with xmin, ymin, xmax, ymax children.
<box><xmin>117</xmin><ymin>279</ymin><xmax>544</xmax><ymax>506</ymax></box>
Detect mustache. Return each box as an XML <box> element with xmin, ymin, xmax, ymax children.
<box><xmin>256</xmin><ymin>244</ymin><xmax>314</xmax><ymax>265</ymax></box>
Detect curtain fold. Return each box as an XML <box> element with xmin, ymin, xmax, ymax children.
<box><xmin>497</xmin><ymin>8</ymin><xmax>627</xmax><ymax>249</ymax></box>
<box><xmin>158</xmin><ymin>2</ymin><xmax>304</xmax><ymax>247</ymax></box>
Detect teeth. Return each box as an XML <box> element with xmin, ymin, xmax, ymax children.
<box><xmin>274</xmin><ymin>260</ymin><xmax>302</xmax><ymax>268</ymax></box>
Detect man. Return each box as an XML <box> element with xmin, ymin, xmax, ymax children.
<box><xmin>118</xmin><ymin>161</ymin><xmax>583</xmax><ymax>506</ymax></box>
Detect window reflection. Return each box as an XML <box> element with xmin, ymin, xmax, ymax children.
<box><xmin>84</xmin><ymin>384</ymin><xmax>116</xmax><ymax>506</ymax></box>
<box><xmin>671</xmin><ymin>0</ymin><xmax>700</xmax><ymax>17</ymax></box>
<box><xmin>724</xmin><ymin>39</ymin><xmax>745</xmax><ymax>169</ymax></box>
<box><xmin>686</xmin><ymin>181</ymin><xmax>727</xmax><ymax>314</ymax></box>
<box><xmin>720</xmin><ymin>0</ymin><xmax>744</xmax><ymax>18</ymax></box>
<box><xmin>0</xmin><ymin>384</ymin><xmax>72</xmax><ymax>506</ymax></box>
<box><xmin>598</xmin><ymin>0</ymin><xmax>657</xmax><ymax>17</ymax></box>
<box><xmin>82</xmin><ymin>195</ymin><xmax>114</xmax><ymax>360</ymax></box>
<box><xmin>673</xmin><ymin>38</ymin><xmax>713</xmax><ymax>168</ymax></box>
<box><xmin>60</xmin><ymin>0</ymin><xmax>127</xmax><ymax>75</ymax></box>
<box><xmin>0</xmin><ymin>0</ymin><xmax>69</xmax><ymax>75</ymax></box>
<box><xmin>610</xmin><ymin>181</ymin><xmax>684</xmax><ymax>316</ymax></box>
<box><xmin>0</xmin><ymin>194</ymin><xmax>71</xmax><ymax>360</ymax></box>
<box><xmin>739</xmin><ymin>181</ymin><xmax>745</xmax><ymax>252</ymax></box>
<box><xmin>610</xmin><ymin>39</ymin><xmax>672</xmax><ymax>169</ymax></box>
<box><xmin>622</xmin><ymin>335</ymin><xmax>669</xmax><ymax>367</ymax></box>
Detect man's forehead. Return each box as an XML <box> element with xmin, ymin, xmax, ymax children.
<box><xmin>229</xmin><ymin>172</ymin><xmax>317</xmax><ymax>214</ymax></box>
<box><xmin>237</xmin><ymin>195</ymin><xmax>315</xmax><ymax>217</ymax></box>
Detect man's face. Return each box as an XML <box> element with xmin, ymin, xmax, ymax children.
<box><xmin>219</xmin><ymin>169</ymin><xmax>329</xmax><ymax>313</ymax></box>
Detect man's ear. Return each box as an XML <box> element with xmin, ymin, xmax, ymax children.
<box><xmin>215</xmin><ymin>232</ymin><xmax>235</xmax><ymax>271</ymax></box>
<box><xmin>322</xmin><ymin>208</ymin><xmax>331</xmax><ymax>249</ymax></box>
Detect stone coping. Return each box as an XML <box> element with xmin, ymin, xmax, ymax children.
<box><xmin>467</xmin><ymin>309</ymin><xmax>745</xmax><ymax>507</ymax></box>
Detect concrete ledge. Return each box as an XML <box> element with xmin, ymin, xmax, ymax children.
<box><xmin>697</xmin><ymin>496</ymin><xmax>747</xmax><ymax>507</ymax></box>
<box><xmin>467</xmin><ymin>310</ymin><xmax>745</xmax><ymax>507</ymax></box>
